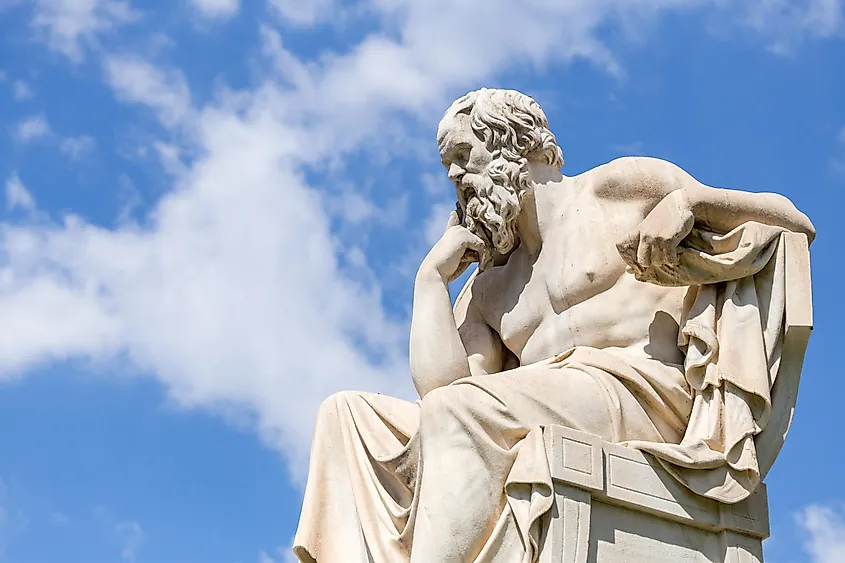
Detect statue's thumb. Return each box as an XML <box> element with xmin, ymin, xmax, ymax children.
<box><xmin>447</xmin><ymin>210</ymin><xmax>460</xmax><ymax>229</ymax></box>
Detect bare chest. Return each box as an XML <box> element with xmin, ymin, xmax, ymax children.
<box><xmin>474</xmin><ymin>194</ymin><xmax>679</xmax><ymax>362</ymax></box>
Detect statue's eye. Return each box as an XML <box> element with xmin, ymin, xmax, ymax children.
<box><xmin>442</xmin><ymin>144</ymin><xmax>471</xmax><ymax>169</ymax></box>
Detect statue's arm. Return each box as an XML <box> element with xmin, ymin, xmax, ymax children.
<box><xmin>409</xmin><ymin>270</ymin><xmax>503</xmax><ymax>398</ymax></box>
<box><xmin>602</xmin><ymin>157</ymin><xmax>815</xmax><ymax>240</ymax></box>
<box><xmin>607</xmin><ymin>157</ymin><xmax>816</xmax><ymax>270</ymax></box>
<box><xmin>410</xmin><ymin>210</ymin><xmax>504</xmax><ymax>399</ymax></box>
<box><xmin>682</xmin><ymin>183</ymin><xmax>815</xmax><ymax>242</ymax></box>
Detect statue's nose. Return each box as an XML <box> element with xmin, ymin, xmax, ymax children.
<box><xmin>448</xmin><ymin>163</ymin><xmax>465</xmax><ymax>182</ymax></box>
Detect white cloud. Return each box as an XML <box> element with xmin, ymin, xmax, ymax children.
<box><xmin>31</xmin><ymin>0</ymin><xmax>140</xmax><ymax>62</ymax></box>
<box><xmin>797</xmin><ymin>505</ymin><xmax>845</xmax><ymax>563</ymax></box>
<box><xmin>0</xmin><ymin>75</ymin><xmax>412</xmax><ymax>478</ymax></box>
<box><xmin>114</xmin><ymin>521</ymin><xmax>143</xmax><ymax>562</ymax></box>
<box><xmin>189</xmin><ymin>0</ymin><xmax>239</xmax><ymax>19</ymax></box>
<box><xmin>424</xmin><ymin>201</ymin><xmax>454</xmax><ymax>247</ymax></box>
<box><xmin>742</xmin><ymin>0</ymin><xmax>844</xmax><ymax>53</ymax></box>
<box><xmin>60</xmin><ymin>135</ymin><xmax>97</xmax><ymax>160</ymax></box>
<box><xmin>269</xmin><ymin>0</ymin><xmax>335</xmax><ymax>26</ymax></box>
<box><xmin>11</xmin><ymin>80</ymin><xmax>32</xmax><ymax>101</ymax></box>
<box><xmin>152</xmin><ymin>142</ymin><xmax>187</xmax><ymax>177</ymax></box>
<box><xmin>5</xmin><ymin>174</ymin><xmax>36</xmax><ymax>212</ymax></box>
<box><xmin>13</xmin><ymin>114</ymin><xmax>52</xmax><ymax>143</ymax></box>
<box><xmin>2</xmin><ymin>0</ymin><xmax>844</xmax><ymax>486</ymax></box>
<box><xmin>258</xmin><ymin>548</ymin><xmax>298</xmax><ymax>563</ymax></box>
<box><xmin>12</xmin><ymin>116</ymin><xmax>96</xmax><ymax>159</ymax></box>
<box><xmin>102</xmin><ymin>55</ymin><xmax>192</xmax><ymax>127</ymax></box>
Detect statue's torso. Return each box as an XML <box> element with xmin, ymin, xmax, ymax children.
<box><xmin>472</xmin><ymin>169</ymin><xmax>688</xmax><ymax>367</ymax></box>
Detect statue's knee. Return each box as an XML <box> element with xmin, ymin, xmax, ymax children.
<box><xmin>420</xmin><ymin>386</ymin><xmax>454</xmax><ymax>419</ymax></box>
<box><xmin>419</xmin><ymin>385</ymin><xmax>474</xmax><ymax>430</ymax></box>
<box><xmin>316</xmin><ymin>390</ymin><xmax>359</xmax><ymax>428</ymax></box>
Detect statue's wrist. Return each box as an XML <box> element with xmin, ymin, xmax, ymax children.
<box><xmin>416</xmin><ymin>262</ymin><xmax>448</xmax><ymax>285</ymax></box>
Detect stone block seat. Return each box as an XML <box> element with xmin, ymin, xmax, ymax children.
<box><xmin>538</xmin><ymin>231</ymin><xmax>812</xmax><ymax>563</ymax></box>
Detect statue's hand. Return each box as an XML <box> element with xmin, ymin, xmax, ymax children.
<box><xmin>616</xmin><ymin>190</ymin><xmax>694</xmax><ymax>275</ymax></box>
<box><xmin>421</xmin><ymin>211</ymin><xmax>489</xmax><ymax>283</ymax></box>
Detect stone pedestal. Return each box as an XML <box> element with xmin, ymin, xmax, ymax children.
<box><xmin>539</xmin><ymin>425</ymin><xmax>770</xmax><ymax>563</ymax></box>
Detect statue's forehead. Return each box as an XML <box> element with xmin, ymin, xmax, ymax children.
<box><xmin>437</xmin><ymin>113</ymin><xmax>475</xmax><ymax>153</ymax></box>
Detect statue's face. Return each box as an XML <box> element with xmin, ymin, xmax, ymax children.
<box><xmin>436</xmin><ymin>110</ymin><xmax>528</xmax><ymax>268</ymax></box>
<box><xmin>437</xmin><ymin>113</ymin><xmax>493</xmax><ymax>218</ymax></box>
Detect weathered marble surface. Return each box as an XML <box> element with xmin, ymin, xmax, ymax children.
<box><xmin>293</xmin><ymin>88</ymin><xmax>815</xmax><ymax>563</ymax></box>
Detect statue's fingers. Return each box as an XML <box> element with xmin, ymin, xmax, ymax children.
<box><xmin>650</xmin><ymin>242</ymin><xmax>669</xmax><ymax>267</ymax></box>
<box><xmin>636</xmin><ymin>236</ymin><xmax>652</xmax><ymax>268</ymax></box>
<box><xmin>466</xmin><ymin>237</ymin><xmax>487</xmax><ymax>258</ymax></box>
<box><xmin>464</xmin><ymin>232</ymin><xmax>486</xmax><ymax>252</ymax></box>
<box><xmin>667</xmin><ymin>244</ymin><xmax>680</xmax><ymax>265</ymax></box>
<box><xmin>463</xmin><ymin>236</ymin><xmax>494</xmax><ymax>271</ymax></box>
<box><xmin>615</xmin><ymin>231</ymin><xmax>639</xmax><ymax>266</ymax></box>
<box><xmin>446</xmin><ymin>210</ymin><xmax>460</xmax><ymax>230</ymax></box>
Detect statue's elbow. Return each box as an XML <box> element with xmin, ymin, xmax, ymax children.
<box><xmin>802</xmin><ymin>214</ymin><xmax>817</xmax><ymax>245</ymax></box>
<box><xmin>766</xmin><ymin>193</ymin><xmax>816</xmax><ymax>244</ymax></box>
<box><xmin>783</xmin><ymin>197</ymin><xmax>816</xmax><ymax>244</ymax></box>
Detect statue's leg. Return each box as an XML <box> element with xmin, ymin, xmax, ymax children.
<box><xmin>409</xmin><ymin>364</ymin><xmax>665</xmax><ymax>563</ymax></box>
<box><xmin>293</xmin><ymin>390</ymin><xmax>420</xmax><ymax>563</ymax></box>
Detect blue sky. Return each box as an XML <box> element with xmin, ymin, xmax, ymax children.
<box><xmin>0</xmin><ymin>0</ymin><xmax>843</xmax><ymax>562</ymax></box>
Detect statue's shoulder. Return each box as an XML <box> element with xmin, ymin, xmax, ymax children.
<box><xmin>580</xmin><ymin>156</ymin><xmax>690</xmax><ymax>202</ymax></box>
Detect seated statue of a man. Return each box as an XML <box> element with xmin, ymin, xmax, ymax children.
<box><xmin>292</xmin><ymin>89</ymin><xmax>815</xmax><ymax>563</ymax></box>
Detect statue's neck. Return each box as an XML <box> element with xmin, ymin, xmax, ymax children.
<box><xmin>517</xmin><ymin>173</ymin><xmax>563</xmax><ymax>256</ymax></box>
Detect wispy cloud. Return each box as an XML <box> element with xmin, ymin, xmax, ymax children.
<box><xmin>115</xmin><ymin>521</ymin><xmax>144</xmax><ymax>563</ymax></box>
<box><xmin>60</xmin><ymin>135</ymin><xmax>97</xmax><ymax>160</ymax></box>
<box><xmin>269</xmin><ymin>0</ymin><xmax>335</xmax><ymax>26</ymax></box>
<box><xmin>258</xmin><ymin>547</ymin><xmax>299</xmax><ymax>563</ymax></box>
<box><xmin>12</xmin><ymin>114</ymin><xmax>96</xmax><ymax>159</ymax></box>
<box><xmin>13</xmin><ymin>113</ymin><xmax>52</xmax><ymax>143</ymax></box>
<box><xmin>5</xmin><ymin>173</ymin><xmax>36</xmax><ymax>212</ymax></box>
<box><xmin>31</xmin><ymin>0</ymin><xmax>140</xmax><ymax>62</ymax></box>
<box><xmin>742</xmin><ymin>0</ymin><xmax>844</xmax><ymax>54</ymax></box>
<box><xmin>102</xmin><ymin>55</ymin><xmax>192</xmax><ymax>127</ymax></box>
<box><xmin>12</xmin><ymin>79</ymin><xmax>32</xmax><ymax>101</ymax></box>
<box><xmin>189</xmin><ymin>0</ymin><xmax>239</xmax><ymax>19</ymax></box>
<box><xmin>797</xmin><ymin>504</ymin><xmax>845</xmax><ymax>563</ymax></box>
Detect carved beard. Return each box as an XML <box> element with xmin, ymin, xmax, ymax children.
<box><xmin>459</xmin><ymin>156</ymin><xmax>532</xmax><ymax>272</ymax></box>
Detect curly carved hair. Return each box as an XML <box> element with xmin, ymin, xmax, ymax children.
<box><xmin>440</xmin><ymin>88</ymin><xmax>564</xmax><ymax>169</ymax></box>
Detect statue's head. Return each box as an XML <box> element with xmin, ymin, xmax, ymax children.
<box><xmin>437</xmin><ymin>89</ymin><xmax>563</xmax><ymax>269</ymax></box>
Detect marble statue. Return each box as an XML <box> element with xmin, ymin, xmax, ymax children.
<box><xmin>292</xmin><ymin>89</ymin><xmax>815</xmax><ymax>563</ymax></box>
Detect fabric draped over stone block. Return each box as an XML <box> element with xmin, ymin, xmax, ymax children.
<box><xmin>625</xmin><ymin>222</ymin><xmax>788</xmax><ymax>503</ymax></box>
